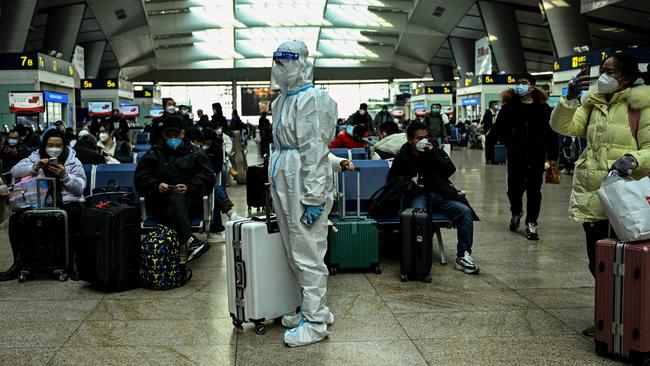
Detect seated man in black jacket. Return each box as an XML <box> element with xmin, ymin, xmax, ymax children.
<box><xmin>388</xmin><ymin>122</ymin><xmax>480</xmax><ymax>274</ymax></box>
<box><xmin>135</xmin><ymin>118</ymin><xmax>216</xmax><ymax>261</ymax></box>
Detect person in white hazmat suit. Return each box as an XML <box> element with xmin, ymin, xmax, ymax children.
<box><xmin>269</xmin><ymin>40</ymin><xmax>346</xmax><ymax>347</ymax></box>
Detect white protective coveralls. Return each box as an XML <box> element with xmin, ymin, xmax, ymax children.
<box><xmin>269</xmin><ymin>40</ymin><xmax>338</xmax><ymax>347</ymax></box>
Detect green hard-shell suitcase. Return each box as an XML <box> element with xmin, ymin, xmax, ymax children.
<box><xmin>327</xmin><ymin>168</ymin><xmax>381</xmax><ymax>275</ymax></box>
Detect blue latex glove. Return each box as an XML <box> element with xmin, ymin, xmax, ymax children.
<box><xmin>303</xmin><ymin>203</ymin><xmax>325</xmax><ymax>225</ymax></box>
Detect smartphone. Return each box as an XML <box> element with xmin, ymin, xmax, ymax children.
<box><xmin>168</xmin><ymin>185</ymin><xmax>178</xmax><ymax>190</ymax></box>
<box><xmin>49</xmin><ymin>157</ymin><xmax>58</xmax><ymax>165</ymax></box>
<box><xmin>300</xmin><ymin>210</ymin><xmax>313</xmax><ymax>227</ymax></box>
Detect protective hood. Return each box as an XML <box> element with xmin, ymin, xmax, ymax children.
<box><xmin>271</xmin><ymin>40</ymin><xmax>314</xmax><ymax>93</ymax></box>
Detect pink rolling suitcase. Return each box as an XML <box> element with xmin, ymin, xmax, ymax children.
<box><xmin>595</xmin><ymin>239</ymin><xmax>650</xmax><ymax>364</ymax></box>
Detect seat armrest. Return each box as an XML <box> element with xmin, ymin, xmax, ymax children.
<box><xmin>203</xmin><ymin>195</ymin><xmax>211</xmax><ymax>222</ymax></box>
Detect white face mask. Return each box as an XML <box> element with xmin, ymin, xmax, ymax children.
<box><xmin>166</xmin><ymin>105</ymin><xmax>177</xmax><ymax>114</ymax></box>
<box><xmin>416</xmin><ymin>138</ymin><xmax>428</xmax><ymax>152</ymax></box>
<box><xmin>393</xmin><ymin>118</ymin><xmax>400</xmax><ymax>123</ymax></box>
<box><xmin>216</xmin><ymin>128</ymin><xmax>223</xmax><ymax>135</ymax></box>
<box><xmin>46</xmin><ymin>147</ymin><xmax>63</xmax><ymax>158</ymax></box>
<box><xmin>99</xmin><ymin>132</ymin><xmax>110</xmax><ymax>142</ymax></box>
<box><xmin>359</xmin><ymin>109</ymin><xmax>366</xmax><ymax>116</ymax></box>
<box><xmin>597</xmin><ymin>73</ymin><xmax>620</xmax><ymax>94</ymax></box>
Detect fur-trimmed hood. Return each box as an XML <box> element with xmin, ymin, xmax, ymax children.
<box><xmin>501</xmin><ymin>87</ymin><xmax>549</xmax><ymax>105</ymax></box>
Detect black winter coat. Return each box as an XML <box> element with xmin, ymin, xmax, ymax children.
<box><xmin>387</xmin><ymin>143</ymin><xmax>479</xmax><ymax>221</ymax></box>
<box><xmin>492</xmin><ymin>88</ymin><xmax>559</xmax><ymax>169</ymax></box>
<box><xmin>134</xmin><ymin>140</ymin><xmax>216</xmax><ymax>201</ymax></box>
<box><xmin>73</xmin><ymin>140</ymin><xmax>105</xmax><ymax>165</ymax></box>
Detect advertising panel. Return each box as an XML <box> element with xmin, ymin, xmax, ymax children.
<box><xmin>88</xmin><ymin>101</ymin><xmax>113</xmax><ymax>116</ymax></box>
<box><xmin>8</xmin><ymin>92</ymin><xmax>45</xmax><ymax>113</ymax></box>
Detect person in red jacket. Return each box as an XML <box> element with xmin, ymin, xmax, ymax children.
<box><xmin>328</xmin><ymin>124</ymin><xmax>367</xmax><ymax>149</ymax></box>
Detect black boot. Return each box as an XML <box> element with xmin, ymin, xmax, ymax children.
<box><xmin>0</xmin><ymin>262</ymin><xmax>18</xmax><ymax>282</ymax></box>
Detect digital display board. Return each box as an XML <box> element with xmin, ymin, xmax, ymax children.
<box><xmin>88</xmin><ymin>101</ymin><xmax>113</xmax><ymax>116</ymax></box>
<box><xmin>8</xmin><ymin>92</ymin><xmax>45</xmax><ymax>113</ymax></box>
<box><xmin>414</xmin><ymin>86</ymin><xmax>453</xmax><ymax>95</ymax></box>
<box><xmin>240</xmin><ymin>87</ymin><xmax>279</xmax><ymax>116</ymax></box>
<box><xmin>120</xmin><ymin>105</ymin><xmax>140</xmax><ymax>118</ymax></box>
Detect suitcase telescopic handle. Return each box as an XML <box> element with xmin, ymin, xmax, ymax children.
<box><xmin>340</xmin><ymin>167</ymin><xmax>362</xmax><ymax>220</ymax></box>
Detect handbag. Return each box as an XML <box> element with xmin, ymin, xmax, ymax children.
<box><xmin>545</xmin><ymin>165</ymin><xmax>561</xmax><ymax>184</ymax></box>
<box><xmin>91</xmin><ymin>179</ymin><xmax>135</xmax><ymax>205</ymax></box>
<box><xmin>9</xmin><ymin>176</ymin><xmax>56</xmax><ymax>212</ymax></box>
<box><xmin>597</xmin><ymin>172</ymin><xmax>650</xmax><ymax>242</ymax></box>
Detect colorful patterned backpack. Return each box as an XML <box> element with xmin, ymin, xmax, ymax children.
<box><xmin>140</xmin><ymin>225</ymin><xmax>192</xmax><ymax>290</ymax></box>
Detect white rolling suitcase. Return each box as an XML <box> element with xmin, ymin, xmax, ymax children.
<box><xmin>226</xmin><ymin>211</ymin><xmax>301</xmax><ymax>335</ymax></box>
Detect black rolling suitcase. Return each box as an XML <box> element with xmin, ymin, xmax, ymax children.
<box><xmin>78</xmin><ymin>200</ymin><xmax>141</xmax><ymax>292</ymax></box>
<box><xmin>246</xmin><ymin>166</ymin><xmax>266</xmax><ymax>212</ymax></box>
<box><xmin>245</xmin><ymin>155</ymin><xmax>269</xmax><ymax>212</ymax></box>
<box><xmin>400</xmin><ymin>208</ymin><xmax>433</xmax><ymax>283</ymax></box>
<box><xmin>10</xmin><ymin>209</ymin><xmax>69</xmax><ymax>282</ymax></box>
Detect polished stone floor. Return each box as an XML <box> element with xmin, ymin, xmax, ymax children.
<box><xmin>0</xmin><ymin>146</ymin><xmax>623</xmax><ymax>365</ymax></box>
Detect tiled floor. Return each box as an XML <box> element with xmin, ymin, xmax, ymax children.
<box><xmin>0</xmin><ymin>146</ymin><xmax>623</xmax><ymax>365</ymax></box>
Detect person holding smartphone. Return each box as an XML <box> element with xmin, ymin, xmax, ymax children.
<box><xmin>1</xmin><ymin>129</ymin><xmax>86</xmax><ymax>281</ymax></box>
<box><xmin>550</xmin><ymin>52</ymin><xmax>650</xmax><ymax>337</ymax></box>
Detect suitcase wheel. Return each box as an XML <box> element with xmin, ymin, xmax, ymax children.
<box><xmin>254</xmin><ymin>323</ymin><xmax>266</xmax><ymax>335</ymax></box>
<box><xmin>328</xmin><ymin>266</ymin><xmax>338</xmax><ymax>276</ymax></box>
<box><xmin>400</xmin><ymin>274</ymin><xmax>408</xmax><ymax>282</ymax></box>
<box><xmin>230</xmin><ymin>313</ymin><xmax>243</xmax><ymax>329</ymax></box>
<box><xmin>58</xmin><ymin>272</ymin><xmax>68</xmax><ymax>282</ymax></box>
<box><xmin>18</xmin><ymin>273</ymin><xmax>27</xmax><ymax>283</ymax></box>
<box><xmin>373</xmin><ymin>264</ymin><xmax>381</xmax><ymax>275</ymax></box>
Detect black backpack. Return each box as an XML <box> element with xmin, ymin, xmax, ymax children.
<box><xmin>368</xmin><ymin>176</ymin><xmax>415</xmax><ymax>219</ymax></box>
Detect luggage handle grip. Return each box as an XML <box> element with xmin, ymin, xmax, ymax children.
<box><xmin>235</xmin><ymin>261</ymin><xmax>246</xmax><ymax>289</ymax></box>
<box><xmin>340</xmin><ymin>167</ymin><xmax>363</xmax><ymax>220</ymax></box>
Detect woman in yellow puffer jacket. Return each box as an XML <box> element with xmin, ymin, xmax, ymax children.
<box><xmin>551</xmin><ymin>53</ymin><xmax>650</xmax><ymax>282</ymax></box>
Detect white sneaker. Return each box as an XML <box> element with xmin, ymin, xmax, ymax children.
<box><xmin>207</xmin><ymin>232</ymin><xmax>226</xmax><ymax>243</ymax></box>
<box><xmin>455</xmin><ymin>251</ymin><xmax>479</xmax><ymax>274</ymax></box>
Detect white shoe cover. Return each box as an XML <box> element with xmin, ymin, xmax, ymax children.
<box><xmin>282</xmin><ymin>310</ymin><xmax>335</xmax><ymax>328</ymax></box>
<box><xmin>284</xmin><ymin>319</ymin><xmax>329</xmax><ymax>347</ymax></box>
<box><xmin>281</xmin><ymin>312</ymin><xmax>303</xmax><ymax>329</ymax></box>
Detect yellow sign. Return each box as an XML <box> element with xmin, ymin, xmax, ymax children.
<box><xmin>571</xmin><ymin>55</ymin><xmax>587</xmax><ymax>68</ymax></box>
<box><xmin>484</xmin><ymin>76</ymin><xmax>494</xmax><ymax>84</ymax></box>
<box><xmin>106</xmin><ymin>80</ymin><xmax>116</xmax><ymax>88</ymax></box>
<box><xmin>20</xmin><ymin>56</ymin><xmax>34</xmax><ymax>67</ymax></box>
<box><xmin>507</xmin><ymin>75</ymin><xmax>516</xmax><ymax>84</ymax></box>
<box><xmin>443</xmin><ymin>87</ymin><xmax>451</xmax><ymax>94</ymax></box>
<box><xmin>144</xmin><ymin>90</ymin><xmax>152</xmax><ymax>97</ymax></box>
<box><xmin>83</xmin><ymin>80</ymin><xmax>93</xmax><ymax>89</ymax></box>
<box><xmin>465</xmin><ymin>78</ymin><xmax>471</xmax><ymax>87</ymax></box>
<box><xmin>68</xmin><ymin>66</ymin><xmax>74</xmax><ymax>77</ymax></box>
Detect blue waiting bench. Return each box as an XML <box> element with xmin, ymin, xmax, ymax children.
<box><xmin>332</xmin><ymin>159</ymin><xmax>453</xmax><ymax>264</ymax></box>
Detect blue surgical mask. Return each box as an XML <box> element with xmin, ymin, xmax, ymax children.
<box><xmin>431</xmin><ymin>108</ymin><xmax>440</xmax><ymax>114</ymax></box>
<box><xmin>514</xmin><ymin>84</ymin><xmax>531</xmax><ymax>97</ymax></box>
<box><xmin>166</xmin><ymin>137</ymin><xmax>182</xmax><ymax>150</ymax></box>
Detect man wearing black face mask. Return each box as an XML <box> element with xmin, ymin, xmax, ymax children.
<box><xmin>135</xmin><ymin>118</ymin><xmax>216</xmax><ymax>262</ymax></box>
<box><xmin>492</xmin><ymin>73</ymin><xmax>559</xmax><ymax>240</ymax></box>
